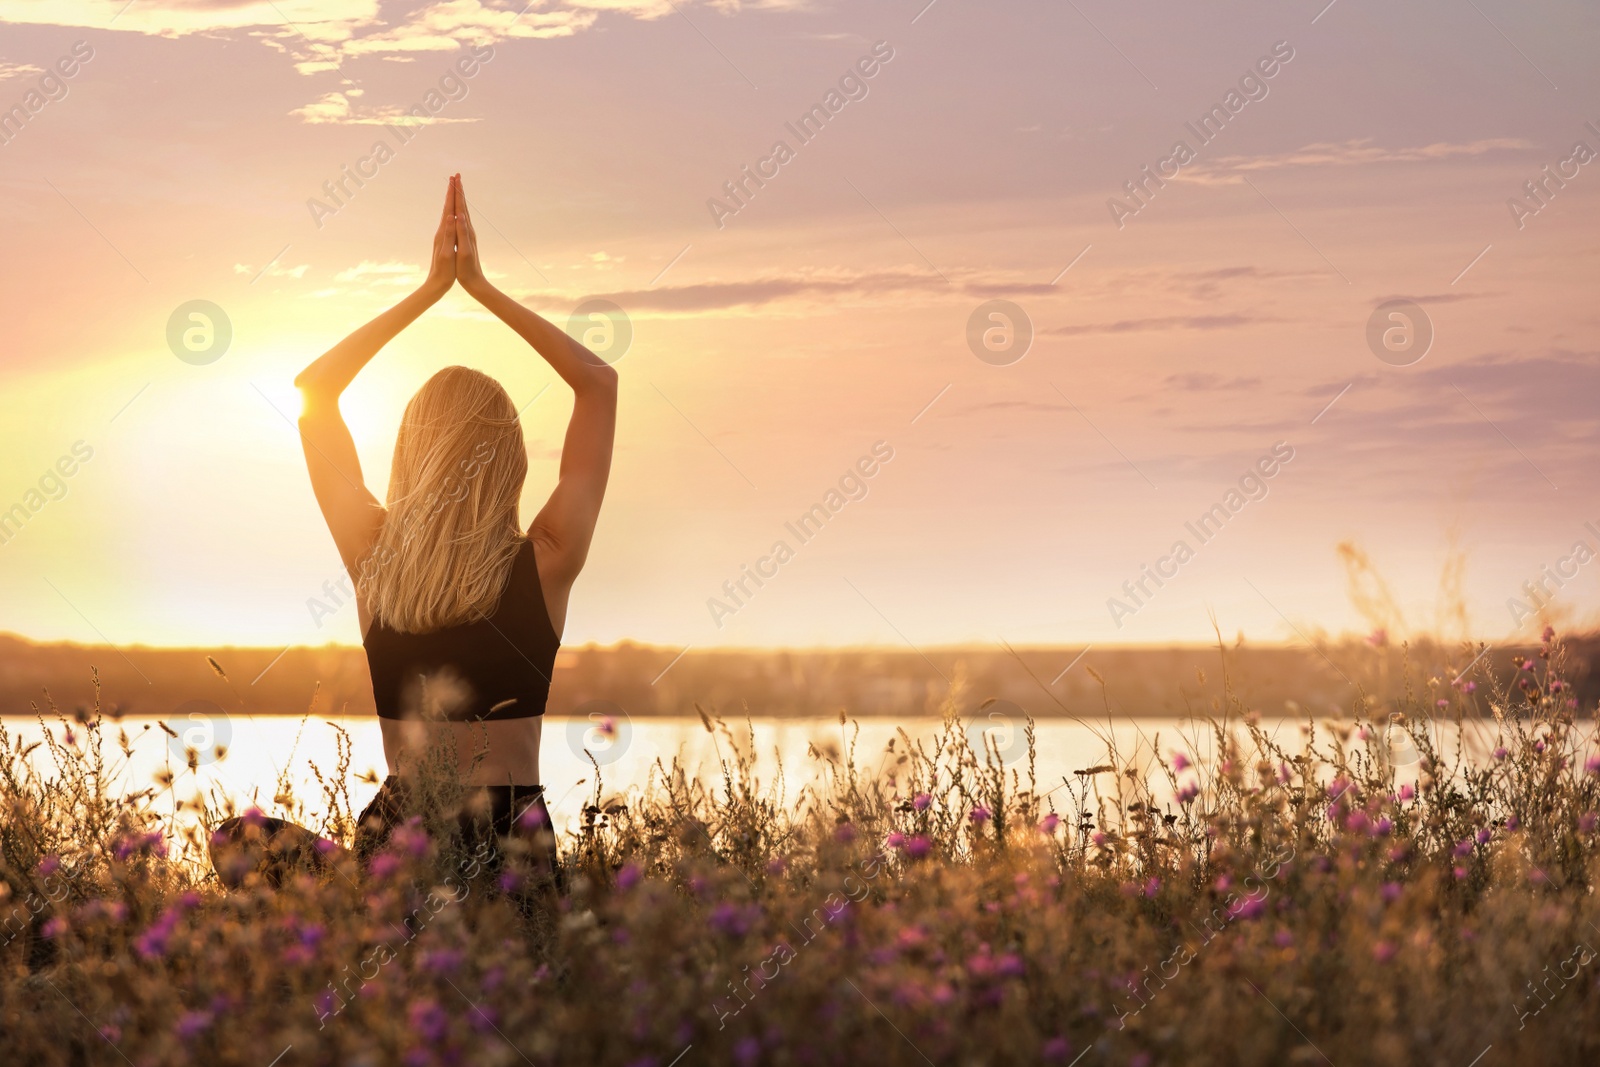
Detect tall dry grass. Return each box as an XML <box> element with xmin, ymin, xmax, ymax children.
<box><xmin>1</xmin><ymin>635</ymin><xmax>1598</xmax><ymax>1065</ymax></box>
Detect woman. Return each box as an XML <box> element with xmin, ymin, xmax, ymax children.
<box><xmin>211</xmin><ymin>175</ymin><xmax>617</xmax><ymax>887</ymax></box>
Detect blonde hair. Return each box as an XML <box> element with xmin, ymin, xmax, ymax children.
<box><xmin>360</xmin><ymin>366</ymin><xmax>529</xmax><ymax>633</ymax></box>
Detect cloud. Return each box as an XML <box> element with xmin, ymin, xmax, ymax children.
<box><xmin>1044</xmin><ymin>314</ymin><xmax>1270</xmax><ymax>336</ymax></box>
<box><xmin>0</xmin><ymin>1</ymin><xmax>718</xmax><ymax>79</ymax></box>
<box><xmin>1162</xmin><ymin>373</ymin><xmax>1262</xmax><ymax>392</ymax></box>
<box><xmin>0</xmin><ymin>61</ymin><xmax>44</xmax><ymax>81</ymax></box>
<box><xmin>1372</xmin><ymin>291</ymin><xmax>1488</xmax><ymax>306</ymax></box>
<box><xmin>518</xmin><ymin>269</ymin><xmax>953</xmax><ymax>313</ymax></box>
<box><xmin>1413</xmin><ymin>350</ymin><xmax>1600</xmax><ymax>431</ymax></box>
<box><xmin>1171</xmin><ymin>267</ymin><xmax>1323</xmax><ymax>301</ymax></box>
<box><xmin>327</xmin><ymin>1</ymin><xmax>597</xmax><ymax>69</ymax></box>
<box><xmin>0</xmin><ymin>1</ymin><xmax>378</xmax><ymax>43</ymax></box>
<box><xmin>1292</xmin><ymin>350</ymin><xmax>1600</xmax><ymax>431</ymax></box>
<box><xmin>333</xmin><ymin>260</ymin><xmax>423</xmax><ymax>284</ymax></box>
<box><xmin>1181</xmin><ymin>138</ymin><xmax>1531</xmax><ymax>186</ymax></box>
<box><xmin>0</xmin><ymin>0</ymin><xmax>828</xmax><ymax>119</ymax></box>
<box><xmin>1065</xmin><ymin>265</ymin><xmax>1328</xmax><ymax>303</ymax></box>
<box><xmin>964</xmin><ymin>280</ymin><xmax>1081</xmax><ymax>297</ymax></box>
<box><xmin>557</xmin><ymin>265</ymin><xmax>1323</xmax><ymax>316</ymax></box>
<box><xmin>1265</xmin><ymin>352</ymin><xmax>1600</xmax><ymax>493</ymax></box>
<box><xmin>232</xmin><ymin>260</ymin><xmax>309</xmax><ymax>281</ymax></box>
<box><xmin>289</xmin><ymin>90</ymin><xmax>479</xmax><ymax>126</ymax></box>
<box><xmin>508</xmin><ymin>263</ymin><xmax>1321</xmax><ymax>317</ymax></box>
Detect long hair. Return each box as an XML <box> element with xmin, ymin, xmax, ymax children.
<box><xmin>359</xmin><ymin>366</ymin><xmax>529</xmax><ymax>633</ymax></box>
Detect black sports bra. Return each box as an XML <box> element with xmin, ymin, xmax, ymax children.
<box><xmin>362</xmin><ymin>538</ymin><xmax>560</xmax><ymax>721</ymax></box>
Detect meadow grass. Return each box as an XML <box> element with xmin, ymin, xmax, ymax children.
<box><xmin>2</xmin><ymin>635</ymin><xmax>1600</xmax><ymax>1066</ymax></box>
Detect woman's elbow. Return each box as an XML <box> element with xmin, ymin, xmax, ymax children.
<box><xmin>294</xmin><ymin>364</ymin><xmax>346</xmax><ymax>407</ymax></box>
<box><xmin>583</xmin><ymin>361</ymin><xmax>619</xmax><ymax>398</ymax></box>
<box><xmin>295</xmin><ymin>376</ymin><xmax>340</xmax><ymax>421</ymax></box>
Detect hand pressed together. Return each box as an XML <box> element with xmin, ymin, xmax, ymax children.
<box><xmin>423</xmin><ymin>173</ymin><xmax>490</xmax><ymax>299</ymax></box>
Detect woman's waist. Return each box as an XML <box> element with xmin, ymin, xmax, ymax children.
<box><xmin>379</xmin><ymin>717</ymin><xmax>542</xmax><ymax>787</ymax></box>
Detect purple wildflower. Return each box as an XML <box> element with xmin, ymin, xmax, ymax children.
<box><xmin>134</xmin><ymin>909</ymin><xmax>179</xmax><ymax>960</ymax></box>
<box><xmin>369</xmin><ymin>853</ymin><xmax>401</xmax><ymax>880</ymax></box>
<box><xmin>709</xmin><ymin>902</ymin><xmax>757</xmax><ymax>939</ymax></box>
<box><xmin>391</xmin><ymin>822</ymin><xmax>431</xmax><ymax>859</ymax></box>
<box><xmin>1234</xmin><ymin>896</ymin><xmax>1265</xmax><ymax>920</ymax></box>
<box><xmin>407</xmin><ymin>999</ymin><xmax>449</xmax><ymax>1044</ymax></box>
<box><xmin>421</xmin><ymin>949</ymin><xmax>464</xmax><ymax>974</ymax></box>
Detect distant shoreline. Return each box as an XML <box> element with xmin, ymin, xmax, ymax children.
<box><xmin>3</xmin><ymin>632</ymin><xmax>1590</xmax><ymax>720</ymax></box>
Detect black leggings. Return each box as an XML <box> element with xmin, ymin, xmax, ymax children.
<box><xmin>354</xmin><ymin>776</ymin><xmax>559</xmax><ymax>881</ymax></box>
<box><xmin>210</xmin><ymin>778</ymin><xmax>559</xmax><ymax>890</ymax></box>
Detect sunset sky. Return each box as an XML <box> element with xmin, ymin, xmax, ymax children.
<box><xmin>0</xmin><ymin>0</ymin><xmax>1597</xmax><ymax>653</ymax></box>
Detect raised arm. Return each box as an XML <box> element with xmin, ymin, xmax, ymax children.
<box><xmin>293</xmin><ymin>176</ymin><xmax>460</xmax><ymax>572</ymax></box>
<box><xmin>453</xmin><ymin>176</ymin><xmax>618</xmax><ymax>601</ymax></box>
